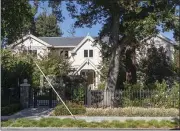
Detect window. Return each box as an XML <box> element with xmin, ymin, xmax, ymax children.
<box><xmin>65</xmin><ymin>51</ymin><xmax>68</xmax><ymax>58</ymax></box>
<box><xmin>29</xmin><ymin>50</ymin><xmax>37</xmax><ymax>57</ymax></box>
<box><xmin>84</xmin><ymin>50</ymin><xmax>88</xmax><ymax>57</ymax></box>
<box><xmin>60</xmin><ymin>51</ymin><xmax>64</xmax><ymax>56</ymax></box>
<box><xmin>84</xmin><ymin>50</ymin><xmax>93</xmax><ymax>57</ymax></box>
<box><xmin>89</xmin><ymin>50</ymin><xmax>93</xmax><ymax>57</ymax></box>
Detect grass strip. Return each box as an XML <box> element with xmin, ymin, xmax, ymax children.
<box><xmin>1</xmin><ymin>118</ymin><xmax>179</xmax><ymax>128</ymax></box>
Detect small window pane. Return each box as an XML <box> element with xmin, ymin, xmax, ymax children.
<box><xmin>29</xmin><ymin>50</ymin><xmax>37</xmax><ymax>57</ymax></box>
<box><xmin>84</xmin><ymin>50</ymin><xmax>88</xmax><ymax>57</ymax></box>
<box><xmin>89</xmin><ymin>50</ymin><xmax>93</xmax><ymax>57</ymax></box>
<box><xmin>65</xmin><ymin>51</ymin><xmax>68</xmax><ymax>58</ymax></box>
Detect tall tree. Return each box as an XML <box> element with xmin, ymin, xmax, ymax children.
<box><xmin>67</xmin><ymin>0</ymin><xmax>178</xmax><ymax>91</ymax></box>
<box><xmin>67</xmin><ymin>24</ymin><xmax>76</xmax><ymax>37</ymax></box>
<box><xmin>1</xmin><ymin>0</ymin><xmax>33</xmax><ymax>45</ymax></box>
<box><xmin>35</xmin><ymin>12</ymin><xmax>63</xmax><ymax>37</ymax></box>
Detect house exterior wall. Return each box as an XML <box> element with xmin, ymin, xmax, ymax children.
<box><xmin>13</xmin><ymin>38</ymin><xmax>49</xmax><ymax>59</ymax></box>
<box><xmin>136</xmin><ymin>36</ymin><xmax>175</xmax><ymax>64</ymax></box>
<box><xmin>69</xmin><ymin>38</ymin><xmax>102</xmax><ymax>69</ymax></box>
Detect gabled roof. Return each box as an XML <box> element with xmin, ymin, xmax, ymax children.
<box><xmin>71</xmin><ymin>35</ymin><xmax>99</xmax><ymax>53</ymax></box>
<box><xmin>38</xmin><ymin>37</ymin><xmax>85</xmax><ymax>47</ymax></box>
<box><xmin>8</xmin><ymin>34</ymin><xmax>52</xmax><ymax>49</ymax></box>
<box><xmin>73</xmin><ymin>58</ymin><xmax>102</xmax><ymax>76</ymax></box>
<box><xmin>157</xmin><ymin>34</ymin><xmax>177</xmax><ymax>46</ymax></box>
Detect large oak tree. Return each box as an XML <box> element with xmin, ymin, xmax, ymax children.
<box><xmin>66</xmin><ymin>0</ymin><xmax>178</xmax><ymax>92</ymax></box>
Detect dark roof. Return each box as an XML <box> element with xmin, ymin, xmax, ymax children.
<box><xmin>38</xmin><ymin>37</ymin><xmax>85</xmax><ymax>47</ymax></box>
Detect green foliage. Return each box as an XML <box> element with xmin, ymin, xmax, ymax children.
<box><xmin>1</xmin><ymin>0</ymin><xmax>33</xmax><ymax>45</ymax></box>
<box><xmin>35</xmin><ymin>12</ymin><xmax>63</xmax><ymax>37</ymax></box>
<box><xmin>1</xmin><ymin>117</ymin><xmax>178</xmax><ymax>128</ymax></box>
<box><xmin>72</xmin><ymin>86</ymin><xmax>85</xmax><ymax>104</ymax></box>
<box><xmin>38</xmin><ymin>52</ymin><xmax>70</xmax><ymax>76</ymax></box>
<box><xmin>1</xmin><ymin>49</ymin><xmax>34</xmax><ymax>101</ymax></box>
<box><xmin>124</xmin><ymin>82</ymin><xmax>143</xmax><ymax>90</ymax></box>
<box><xmin>119</xmin><ymin>81</ymin><xmax>179</xmax><ymax>108</ymax></box>
<box><xmin>54</xmin><ymin>102</ymin><xmax>86</xmax><ymax>116</ymax></box>
<box><xmin>138</xmin><ymin>46</ymin><xmax>175</xmax><ymax>84</ymax></box>
<box><xmin>86</xmin><ymin>107</ymin><xmax>178</xmax><ymax>117</ymax></box>
<box><xmin>97</xmin><ymin>82</ymin><xmax>106</xmax><ymax>90</ymax></box>
<box><xmin>32</xmin><ymin>52</ymin><xmax>70</xmax><ymax>87</ymax></box>
<box><xmin>67</xmin><ymin>0</ymin><xmax>177</xmax><ymax>90</ymax></box>
<box><xmin>1</xmin><ymin>104</ymin><xmax>21</xmax><ymax>116</ymax></box>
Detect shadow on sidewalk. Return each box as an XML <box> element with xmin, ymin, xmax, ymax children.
<box><xmin>1</xmin><ymin>107</ymin><xmax>54</xmax><ymax>121</ymax></box>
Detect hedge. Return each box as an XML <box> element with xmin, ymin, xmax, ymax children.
<box><xmin>85</xmin><ymin>107</ymin><xmax>179</xmax><ymax>117</ymax></box>
<box><xmin>54</xmin><ymin>102</ymin><xmax>86</xmax><ymax>116</ymax></box>
<box><xmin>1</xmin><ymin>104</ymin><xmax>21</xmax><ymax>116</ymax></box>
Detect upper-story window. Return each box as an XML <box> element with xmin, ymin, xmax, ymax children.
<box><xmin>89</xmin><ymin>50</ymin><xmax>93</xmax><ymax>57</ymax></box>
<box><xmin>84</xmin><ymin>50</ymin><xmax>88</xmax><ymax>57</ymax></box>
<box><xmin>29</xmin><ymin>50</ymin><xmax>37</xmax><ymax>57</ymax></box>
<box><xmin>23</xmin><ymin>50</ymin><xmax>37</xmax><ymax>57</ymax></box>
<box><xmin>60</xmin><ymin>50</ymin><xmax>69</xmax><ymax>59</ymax></box>
<box><xmin>84</xmin><ymin>50</ymin><xmax>93</xmax><ymax>58</ymax></box>
<box><xmin>65</xmin><ymin>51</ymin><xmax>69</xmax><ymax>58</ymax></box>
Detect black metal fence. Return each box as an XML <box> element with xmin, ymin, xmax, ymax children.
<box><xmin>29</xmin><ymin>85</ymin><xmax>87</xmax><ymax>108</ymax></box>
<box><xmin>88</xmin><ymin>89</ymin><xmax>179</xmax><ymax>108</ymax></box>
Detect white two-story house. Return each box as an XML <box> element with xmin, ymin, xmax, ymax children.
<box><xmin>8</xmin><ymin>34</ymin><xmax>102</xmax><ymax>89</ymax></box>
<box><xmin>8</xmin><ymin>33</ymin><xmax>177</xmax><ymax>89</ymax></box>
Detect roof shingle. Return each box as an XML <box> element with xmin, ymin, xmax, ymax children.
<box><xmin>38</xmin><ymin>37</ymin><xmax>85</xmax><ymax>47</ymax></box>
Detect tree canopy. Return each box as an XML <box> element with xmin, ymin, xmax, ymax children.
<box><xmin>1</xmin><ymin>0</ymin><xmax>33</xmax><ymax>45</ymax></box>
<box><xmin>35</xmin><ymin>12</ymin><xmax>63</xmax><ymax>37</ymax></box>
<box><xmin>66</xmin><ymin>0</ymin><xmax>179</xmax><ymax>91</ymax></box>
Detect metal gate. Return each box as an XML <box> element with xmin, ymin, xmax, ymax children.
<box><xmin>29</xmin><ymin>85</ymin><xmax>87</xmax><ymax>108</ymax></box>
<box><xmin>29</xmin><ymin>88</ymin><xmax>62</xmax><ymax>108</ymax></box>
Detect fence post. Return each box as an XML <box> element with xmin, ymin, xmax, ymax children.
<box><xmin>20</xmin><ymin>79</ymin><xmax>30</xmax><ymax>109</ymax></box>
<box><xmin>33</xmin><ymin>89</ymin><xmax>37</xmax><ymax>108</ymax></box>
<box><xmin>49</xmin><ymin>88</ymin><xmax>52</xmax><ymax>108</ymax></box>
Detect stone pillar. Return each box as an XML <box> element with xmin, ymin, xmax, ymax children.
<box><xmin>20</xmin><ymin>79</ymin><xmax>30</xmax><ymax>108</ymax></box>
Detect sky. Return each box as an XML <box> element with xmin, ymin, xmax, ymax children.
<box><xmin>31</xmin><ymin>1</ymin><xmax>175</xmax><ymax>41</ymax></box>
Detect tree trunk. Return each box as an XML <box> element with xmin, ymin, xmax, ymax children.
<box><xmin>104</xmin><ymin>36</ymin><xmax>131</xmax><ymax>106</ymax></box>
<box><xmin>105</xmin><ymin>14</ymin><xmax>120</xmax><ymax>91</ymax></box>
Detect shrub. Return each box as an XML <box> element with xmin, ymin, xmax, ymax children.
<box><xmin>72</xmin><ymin>86</ymin><xmax>85</xmax><ymax>104</ymax></box>
<box><xmin>1</xmin><ymin>104</ymin><xmax>21</xmax><ymax>116</ymax></box>
<box><xmin>54</xmin><ymin>102</ymin><xmax>86</xmax><ymax>116</ymax></box>
<box><xmin>97</xmin><ymin>82</ymin><xmax>105</xmax><ymax>90</ymax></box>
<box><xmin>85</xmin><ymin>107</ymin><xmax>178</xmax><ymax>117</ymax></box>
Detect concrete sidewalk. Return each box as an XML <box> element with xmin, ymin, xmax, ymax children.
<box><xmin>1</xmin><ymin>107</ymin><xmax>53</xmax><ymax>121</ymax></box>
<box><xmin>40</xmin><ymin>116</ymin><xmax>178</xmax><ymax>122</ymax></box>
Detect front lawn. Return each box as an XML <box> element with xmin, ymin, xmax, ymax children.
<box><xmin>1</xmin><ymin>118</ymin><xmax>179</xmax><ymax>128</ymax></box>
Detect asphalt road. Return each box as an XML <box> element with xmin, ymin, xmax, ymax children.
<box><xmin>1</xmin><ymin>128</ymin><xmax>180</xmax><ymax>131</ymax></box>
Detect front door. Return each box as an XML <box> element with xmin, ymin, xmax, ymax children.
<box><xmin>87</xmin><ymin>71</ymin><xmax>94</xmax><ymax>85</ymax></box>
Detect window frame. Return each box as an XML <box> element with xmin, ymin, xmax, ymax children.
<box><xmin>84</xmin><ymin>50</ymin><xmax>88</xmax><ymax>57</ymax></box>
<box><xmin>89</xmin><ymin>50</ymin><xmax>93</xmax><ymax>57</ymax></box>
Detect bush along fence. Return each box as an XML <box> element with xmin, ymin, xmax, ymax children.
<box><xmin>86</xmin><ymin>88</ymin><xmax>179</xmax><ymax>108</ymax></box>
